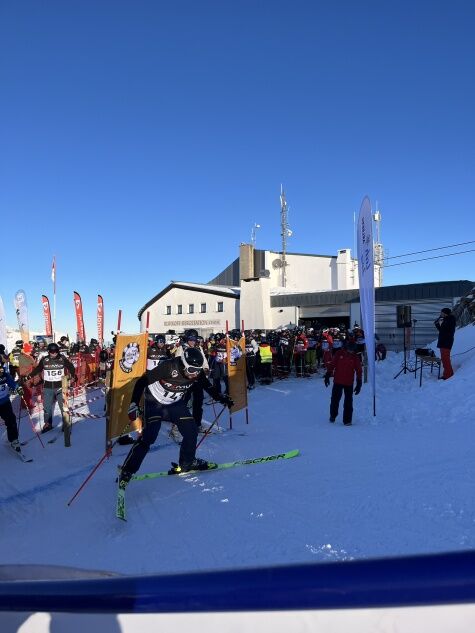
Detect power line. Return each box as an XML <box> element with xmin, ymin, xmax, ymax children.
<box><xmin>383</xmin><ymin>239</ymin><xmax>475</xmax><ymax>261</ymax></box>
<box><xmin>384</xmin><ymin>248</ymin><xmax>475</xmax><ymax>268</ymax></box>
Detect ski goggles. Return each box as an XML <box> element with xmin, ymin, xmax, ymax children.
<box><xmin>182</xmin><ymin>359</ymin><xmax>202</xmax><ymax>375</ymax></box>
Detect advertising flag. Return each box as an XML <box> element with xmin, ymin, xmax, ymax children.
<box><xmin>51</xmin><ymin>256</ymin><xmax>56</xmax><ymax>287</ymax></box>
<box><xmin>97</xmin><ymin>295</ymin><xmax>104</xmax><ymax>345</ymax></box>
<box><xmin>73</xmin><ymin>291</ymin><xmax>86</xmax><ymax>342</ymax></box>
<box><xmin>41</xmin><ymin>295</ymin><xmax>53</xmax><ymax>337</ymax></box>
<box><xmin>0</xmin><ymin>295</ymin><xmax>7</xmax><ymax>349</ymax></box>
<box><xmin>107</xmin><ymin>332</ymin><xmax>148</xmax><ymax>442</ymax></box>
<box><xmin>226</xmin><ymin>335</ymin><xmax>248</xmax><ymax>414</ymax></box>
<box><xmin>14</xmin><ymin>290</ymin><xmax>30</xmax><ymax>343</ymax></box>
<box><xmin>357</xmin><ymin>196</ymin><xmax>376</xmax><ymax>415</ymax></box>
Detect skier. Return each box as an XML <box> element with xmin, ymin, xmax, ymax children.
<box><xmin>28</xmin><ymin>342</ymin><xmax>76</xmax><ymax>433</ymax></box>
<box><xmin>324</xmin><ymin>340</ymin><xmax>362</xmax><ymax>426</ymax></box>
<box><xmin>293</xmin><ymin>328</ymin><xmax>308</xmax><ymax>377</ymax></box>
<box><xmin>210</xmin><ymin>333</ymin><xmax>228</xmax><ymax>394</ymax></box>
<box><xmin>147</xmin><ymin>334</ymin><xmax>169</xmax><ymax>370</ymax></box>
<box><xmin>245</xmin><ymin>331</ymin><xmax>259</xmax><ymax>389</ymax></box>
<box><xmin>0</xmin><ymin>364</ymin><xmax>23</xmax><ymax>452</ymax></box>
<box><xmin>0</xmin><ymin>344</ymin><xmax>9</xmax><ymax>367</ymax></box>
<box><xmin>118</xmin><ymin>347</ymin><xmax>233</xmax><ymax>487</ymax></box>
<box><xmin>8</xmin><ymin>340</ymin><xmax>23</xmax><ymax>380</ymax></box>
<box><xmin>258</xmin><ymin>335</ymin><xmax>273</xmax><ymax>384</ymax></box>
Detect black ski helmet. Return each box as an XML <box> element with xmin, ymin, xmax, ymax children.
<box><xmin>47</xmin><ymin>342</ymin><xmax>60</xmax><ymax>354</ymax></box>
<box><xmin>154</xmin><ymin>334</ymin><xmax>166</xmax><ymax>345</ymax></box>
<box><xmin>181</xmin><ymin>347</ymin><xmax>204</xmax><ymax>375</ymax></box>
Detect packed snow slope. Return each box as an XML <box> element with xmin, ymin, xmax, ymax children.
<box><xmin>1</xmin><ymin>325</ymin><xmax>474</xmax><ymax>576</ymax></box>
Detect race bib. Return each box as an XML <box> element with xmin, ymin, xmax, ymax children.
<box><xmin>148</xmin><ymin>381</ymin><xmax>185</xmax><ymax>405</ymax></box>
<box><xmin>44</xmin><ymin>368</ymin><xmax>64</xmax><ymax>381</ymax></box>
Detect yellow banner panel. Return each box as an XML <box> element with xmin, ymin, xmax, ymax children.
<box><xmin>226</xmin><ymin>336</ymin><xmax>248</xmax><ymax>414</ymax></box>
<box><xmin>107</xmin><ymin>333</ymin><xmax>148</xmax><ymax>442</ymax></box>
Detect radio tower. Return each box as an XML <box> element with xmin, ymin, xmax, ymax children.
<box><xmin>280</xmin><ymin>185</ymin><xmax>292</xmax><ymax>287</ymax></box>
<box><xmin>373</xmin><ymin>203</ymin><xmax>384</xmax><ymax>286</ymax></box>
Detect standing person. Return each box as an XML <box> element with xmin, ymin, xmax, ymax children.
<box><xmin>0</xmin><ymin>344</ymin><xmax>9</xmax><ymax>367</ymax></box>
<box><xmin>245</xmin><ymin>331</ymin><xmax>259</xmax><ymax>389</ymax></box>
<box><xmin>0</xmin><ymin>364</ymin><xmax>23</xmax><ymax>451</ymax></box>
<box><xmin>305</xmin><ymin>328</ymin><xmax>317</xmax><ymax>374</ymax></box>
<box><xmin>324</xmin><ymin>340</ymin><xmax>362</xmax><ymax>426</ymax></box>
<box><xmin>18</xmin><ymin>343</ymin><xmax>36</xmax><ymax>413</ymax></box>
<box><xmin>258</xmin><ymin>335</ymin><xmax>273</xmax><ymax>385</ymax></box>
<box><xmin>118</xmin><ymin>347</ymin><xmax>233</xmax><ymax>487</ymax></box>
<box><xmin>147</xmin><ymin>334</ymin><xmax>169</xmax><ymax>370</ymax></box>
<box><xmin>8</xmin><ymin>340</ymin><xmax>23</xmax><ymax>380</ymax></box>
<box><xmin>434</xmin><ymin>307</ymin><xmax>456</xmax><ymax>379</ymax></box>
<box><xmin>28</xmin><ymin>342</ymin><xmax>76</xmax><ymax>433</ymax></box>
<box><xmin>293</xmin><ymin>329</ymin><xmax>308</xmax><ymax>377</ymax></box>
<box><xmin>210</xmin><ymin>333</ymin><xmax>228</xmax><ymax>395</ymax></box>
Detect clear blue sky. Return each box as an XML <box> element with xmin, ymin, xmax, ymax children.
<box><xmin>2</xmin><ymin>0</ymin><xmax>474</xmax><ymax>338</ymax></box>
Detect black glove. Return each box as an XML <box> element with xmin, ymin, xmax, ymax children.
<box><xmin>128</xmin><ymin>403</ymin><xmax>142</xmax><ymax>421</ymax></box>
<box><xmin>217</xmin><ymin>394</ymin><xmax>234</xmax><ymax>409</ymax></box>
<box><xmin>324</xmin><ymin>374</ymin><xmax>330</xmax><ymax>387</ymax></box>
<box><xmin>16</xmin><ymin>386</ymin><xmax>24</xmax><ymax>396</ymax></box>
<box><xmin>354</xmin><ymin>380</ymin><xmax>362</xmax><ymax>395</ymax></box>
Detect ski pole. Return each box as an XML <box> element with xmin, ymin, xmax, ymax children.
<box><xmin>21</xmin><ymin>395</ymin><xmax>45</xmax><ymax>448</ymax></box>
<box><xmin>196</xmin><ymin>406</ymin><xmax>226</xmax><ymax>449</ymax></box>
<box><xmin>67</xmin><ymin>412</ymin><xmax>139</xmax><ymax>506</ymax></box>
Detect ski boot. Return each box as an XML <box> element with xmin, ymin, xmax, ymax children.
<box><xmin>180</xmin><ymin>458</ymin><xmax>209</xmax><ymax>473</ymax></box>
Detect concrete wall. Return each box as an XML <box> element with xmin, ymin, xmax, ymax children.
<box><xmin>239</xmin><ymin>278</ymin><xmax>273</xmax><ymax>330</ymax></box>
<box><xmin>140</xmin><ymin>286</ymin><xmax>239</xmax><ymax>336</ymax></box>
<box><xmin>265</xmin><ymin>251</ymin><xmax>337</xmax><ymax>291</ymax></box>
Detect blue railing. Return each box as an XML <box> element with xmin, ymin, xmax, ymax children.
<box><xmin>0</xmin><ymin>550</ymin><xmax>475</xmax><ymax>613</ymax></box>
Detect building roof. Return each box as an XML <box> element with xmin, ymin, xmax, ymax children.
<box><xmin>137</xmin><ymin>281</ymin><xmax>240</xmax><ymax>320</ymax></box>
<box><xmin>270</xmin><ymin>280</ymin><xmax>474</xmax><ymax>308</ymax></box>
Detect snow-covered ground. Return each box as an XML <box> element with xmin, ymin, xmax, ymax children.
<box><xmin>1</xmin><ymin>326</ymin><xmax>475</xmax><ymax>577</ymax></box>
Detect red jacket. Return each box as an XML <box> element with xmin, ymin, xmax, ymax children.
<box><xmin>327</xmin><ymin>349</ymin><xmax>362</xmax><ymax>386</ymax></box>
<box><xmin>293</xmin><ymin>334</ymin><xmax>308</xmax><ymax>355</ymax></box>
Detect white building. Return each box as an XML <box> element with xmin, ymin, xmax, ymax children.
<box><xmin>138</xmin><ymin>244</ymin><xmax>473</xmax><ymax>351</ymax></box>
<box><xmin>138</xmin><ymin>244</ymin><xmax>378</xmax><ymax>336</ymax></box>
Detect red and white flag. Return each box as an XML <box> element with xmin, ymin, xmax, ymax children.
<box><xmin>41</xmin><ymin>295</ymin><xmax>53</xmax><ymax>337</ymax></box>
<box><xmin>51</xmin><ymin>257</ymin><xmax>56</xmax><ymax>288</ymax></box>
<box><xmin>97</xmin><ymin>295</ymin><xmax>104</xmax><ymax>345</ymax></box>
<box><xmin>73</xmin><ymin>291</ymin><xmax>86</xmax><ymax>342</ymax></box>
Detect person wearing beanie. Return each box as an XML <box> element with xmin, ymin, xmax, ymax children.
<box><xmin>434</xmin><ymin>308</ymin><xmax>456</xmax><ymax>379</ymax></box>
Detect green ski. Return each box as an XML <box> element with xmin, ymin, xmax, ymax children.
<box><xmin>116</xmin><ymin>480</ymin><xmax>127</xmax><ymax>521</ymax></box>
<box><xmin>130</xmin><ymin>449</ymin><xmax>299</xmax><ymax>482</ymax></box>
<box><xmin>115</xmin><ymin>450</ymin><xmax>299</xmax><ymax>520</ymax></box>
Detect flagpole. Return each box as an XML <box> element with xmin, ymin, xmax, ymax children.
<box><xmin>52</xmin><ymin>256</ymin><xmax>56</xmax><ymax>342</ymax></box>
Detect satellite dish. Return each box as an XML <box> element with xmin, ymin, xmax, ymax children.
<box><xmin>272</xmin><ymin>258</ymin><xmax>283</xmax><ymax>269</ymax></box>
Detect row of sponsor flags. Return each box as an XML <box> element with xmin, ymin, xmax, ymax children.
<box><xmin>0</xmin><ymin>287</ymin><xmax>104</xmax><ymax>349</ymax></box>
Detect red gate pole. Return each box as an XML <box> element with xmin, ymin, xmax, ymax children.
<box><xmin>146</xmin><ymin>311</ymin><xmax>150</xmax><ymax>333</ymax></box>
<box><xmin>117</xmin><ymin>310</ymin><xmax>122</xmax><ymax>333</ymax></box>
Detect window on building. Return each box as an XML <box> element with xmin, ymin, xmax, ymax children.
<box><xmin>177</xmin><ymin>304</ymin><xmax>182</xmax><ymax>315</ymax></box>
<box><xmin>166</xmin><ymin>305</ymin><xmax>171</xmax><ymax>315</ymax></box>
<box><xmin>200</xmin><ymin>303</ymin><xmax>207</xmax><ymax>313</ymax></box>
<box><xmin>189</xmin><ymin>304</ymin><xmax>194</xmax><ymax>314</ymax></box>
<box><xmin>217</xmin><ymin>301</ymin><xmax>224</xmax><ymax>313</ymax></box>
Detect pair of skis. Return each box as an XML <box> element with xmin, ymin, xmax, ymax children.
<box><xmin>116</xmin><ymin>449</ymin><xmax>299</xmax><ymax>521</ymax></box>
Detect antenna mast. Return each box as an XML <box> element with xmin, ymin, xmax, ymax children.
<box><xmin>280</xmin><ymin>185</ymin><xmax>292</xmax><ymax>287</ymax></box>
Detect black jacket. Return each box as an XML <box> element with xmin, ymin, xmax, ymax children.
<box><xmin>132</xmin><ymin>357</ymin><xmax>219</xmax><ymax>407</ymax></box>
<box><xmin>435</xmin><ymin>314</ymin><xmax>456</xmax><ymax>350</ymax></box>
<box><xmin>30</xmin><ymin>354</ymin><xmax>76</xmax><ymax>389</ymax></box>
